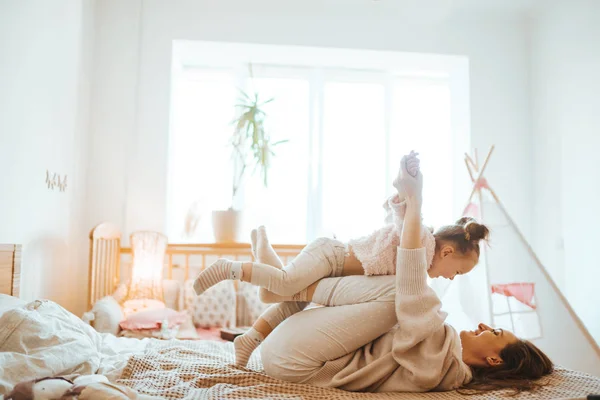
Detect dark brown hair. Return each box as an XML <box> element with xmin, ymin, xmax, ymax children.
<box><xmin>433</xmin><ymin>217</ymin><xmax>490</xmax><ymax>256</ymax></box>
<box><xmin>460</xmin><ymin>340</ymin><xmax>554</xmax><ymax>395</ymax></box>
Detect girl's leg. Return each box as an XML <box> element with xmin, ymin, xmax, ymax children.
<box><xmin>252</xmin><ymin>226</ymin><xmax>283</xmax><ymax>269</ymax></box>
<box><xmin>234</xmin><ymin>227</ymin><xmax>309</xmax><ymax>367</ymax></box>
<box><xmin>194</xmin><ymin>237</ymin><xmax>345</xmax><ymax>298</ymax></box>
<box><xmin>258</xmin><ymin>246</ymin><xmax>365</xmax><ymax>304</ymax></box>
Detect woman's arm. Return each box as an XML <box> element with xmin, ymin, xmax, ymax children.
<box><xmin>400</xmin><ymin>196</ymin><xmax>422</xmax><ymax>249</ymax></box>
<box><xmin>392</xmin><ymin>157</ymin><xmax>448</xmax><ymax>364</ymax></box>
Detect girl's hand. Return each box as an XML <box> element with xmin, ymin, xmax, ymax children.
<box><xmin>397</xmin><ymin>155</ymin><xmax>423</xmax><ymax>204</ymax></box>
<box><xmin>405</xmin><ymin>150</ymin><xmax>420</xmax><ymax>177</ymax></box>
<box><xmin>393</xmin><ymin>151</ymin><xmax>419</xmax><ymax>191</ymax></box>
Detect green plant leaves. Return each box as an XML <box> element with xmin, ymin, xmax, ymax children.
<box><xmin>230</xmin><ymin>86</ymin><xmax>288</xmax><ymax>191</ymax></box>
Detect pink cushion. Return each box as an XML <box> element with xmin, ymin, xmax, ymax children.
<box><xmin>119</xmin><ymin>308</ymin><xmax>188</xmax><ymax>331</ymax></box>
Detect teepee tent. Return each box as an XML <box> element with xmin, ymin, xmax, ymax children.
<box><xmin>434</xmin><ymin>146</ymin><xmax>600</xmax><ymax>377</ymax></box>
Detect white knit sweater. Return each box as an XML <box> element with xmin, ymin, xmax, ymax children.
<box><xmin>306</xmin><ymin>248</ymin><xmax>473</xmax><ymax>392</ymax></box>
<box><xmin>348</xmin><ymin>194</ymin><xmax>436</xmax><ymax>275</ymax></box>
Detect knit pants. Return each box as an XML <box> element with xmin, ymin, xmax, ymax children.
<box><xmin>251</xmin><ymin>237</ymin><xmax>346</xmax><ymax>296</ymax></box>
<box><xmin>260</xmin><ymin>275</ymin><xmax>397</xmax><ymax>385</ymax></box>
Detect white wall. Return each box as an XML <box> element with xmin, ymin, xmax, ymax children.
<box><xmin>0</xmin><ymin>0</ymin><xmax>95</xmax><ymax>316</ymax></box>
<box><xmin>530</xmin><ymin>0</ymin><xmax>600</xmax><ymax>342</ymax></box>
<box><xmin>88</xmin><ymin>0</ymin><xmax>533</xmax><ymax>246</ymax></box>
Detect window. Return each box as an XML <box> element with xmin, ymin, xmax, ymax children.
<box><xmin>167</xmin><ymin>42</ymin><xmax>470</xmax><ymax>243</ymax></box>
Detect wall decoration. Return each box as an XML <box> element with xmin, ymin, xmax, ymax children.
<box><xmin>46</xmin><ymin>170</ymin><xmax>68</xmax><ymax>192</ymax></box>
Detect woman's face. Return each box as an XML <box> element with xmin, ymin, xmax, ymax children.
<box><xmin>460</xmin><ymin>323</ymin><xmax>518</xmax><ymax>367</ymax></box>
<box><xmin>428</xmin><ymin>245</ymin><xmax>478</xmax><ymax>280</ymax></box>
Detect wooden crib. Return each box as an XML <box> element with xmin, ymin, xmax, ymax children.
<box><xmin>88</xmin><ymin>223</ymin><xmax>304</xmax><ymax>309</ymax></box>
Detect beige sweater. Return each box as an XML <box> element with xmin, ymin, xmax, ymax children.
<box><xmin>307</xmin><ymin>248</ymin><xmax>473</xmax><ymax>392</ymax></box>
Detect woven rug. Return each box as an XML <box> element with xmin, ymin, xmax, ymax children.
<box><xmin>118</xmin><ymin>340</ymin><xmax>600</xmax><ymax>400</ymax></box>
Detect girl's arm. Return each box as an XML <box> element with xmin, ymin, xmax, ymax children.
<box><xmin>383</xmin><ymin>193</ymin><xmax>406</xmax><ymax>225</ymax></box>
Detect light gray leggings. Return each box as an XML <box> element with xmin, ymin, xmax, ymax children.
<box><xmin>260</xmin><ymin>275</ymin><xmax>397</xmax><ymax>384</ymax></box>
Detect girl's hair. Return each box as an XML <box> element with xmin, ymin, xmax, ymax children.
<box><xmin>433</xmin><ymin>217</ymin><xmax>490</xmax><ymax>256</ymax></box>
<box><xmin>460</xmin><ymin>340</ymin><xmax>554</xmax><ymax>395</ymax></box>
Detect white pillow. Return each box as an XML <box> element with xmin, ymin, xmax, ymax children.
<box><xmin>236</xmin><ymin>282</ymin><xmax>269</xmax><ymax>327</ymax></box>
<box><xmin>184</xmin><ymin>279</ymin><xmax>236</xmax><ymax>328</ymax></box>
<box><xmin>85</xmin><ymin>296</ymin><xmax>124</xmax><ymax>335</ymax></box>
<box><xmin>0</xmin><ymin>294</ymin><xmax>26</xmax><ymax>318</ymax></box>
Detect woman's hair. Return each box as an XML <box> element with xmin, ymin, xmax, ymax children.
<box><xmin>433</xmin><ymin>217</ymin><xmax>490</xmax><ymax>256</ymax></box>
<box><xmin>460</xmin><ymin>340</ymin><xmax>554</xmax><ymax>395</ymax></box>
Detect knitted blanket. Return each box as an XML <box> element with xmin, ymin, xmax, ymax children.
<box><xmin>118</xmin><ymin>340</ymin><xmax>600</xmax><ymax>400</ymax></box>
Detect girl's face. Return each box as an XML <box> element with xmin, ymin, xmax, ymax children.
<box><xmin>428</xmin><ymin>245</ymin><xmax>478</xmax><ymax>280</ymax></box>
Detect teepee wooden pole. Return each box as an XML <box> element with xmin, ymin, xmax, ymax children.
<box><xmin>486</xmin><ymin>185</ymin><xmax>600</xmax><ymax>359</ymax></box>
<box><xmin>463</xmin><ymin>146</ymin><xmax>495</xmax><ymax>212</ymax></box>
<box><xmin>464</xmin><ymin>158</ymin><xmax>475</xmax><ymax>182</ymax></box>
<box><xmin>465</xmin><ymin>154</ymin><xmax>477</xmax><ymax>173</ymax></box>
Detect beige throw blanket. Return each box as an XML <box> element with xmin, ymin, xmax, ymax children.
<box><xmin>118</xmin><ymin>340</ymin><xmax>600</xmax><ymax>400</ymax></box>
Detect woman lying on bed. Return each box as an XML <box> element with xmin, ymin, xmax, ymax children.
<box><xmin>256</xmin><ymin>160</ymin><xmax>553</xmax><ymax>393</ymax></box>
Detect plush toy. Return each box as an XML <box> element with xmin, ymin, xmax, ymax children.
<box><xmin>5</xmin><ymin>374</ymin><xmax>156</xmax><ymax>400</ymax></box>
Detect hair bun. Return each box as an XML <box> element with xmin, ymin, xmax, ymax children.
<box><xmin>456</xmin><ymin>217</ymin><xmax>490</xmax><ymax>242</ymax></box>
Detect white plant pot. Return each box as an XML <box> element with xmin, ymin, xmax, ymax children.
<box><xmin>211</xmin><ymin>209</ymin><xmax>242</xmax><ymax>243</ymax></box>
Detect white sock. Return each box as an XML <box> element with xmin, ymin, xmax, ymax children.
<box><xmin>254</xmin><ymin>226</ymin><xmax>283</xmax><ymax>268</ymax></box>
<box><xmin>252</xmin><ymin>226</ymin><xmax>286</xmax><ymax>302</ymax></box>
<box><xmin>193</xmin><ymin>259</ymin><xmax>242</xmax><ymax>295</ymax></box>
<box><xmin>233</xmin><ymin>327</ymin><xmax>264</xmax><ymax>367</ymax></box>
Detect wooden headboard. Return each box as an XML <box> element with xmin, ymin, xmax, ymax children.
<box><xmin>0</xmin><ymin>244</ymin><xmax>22</xmax><ymax>297</ymax></box>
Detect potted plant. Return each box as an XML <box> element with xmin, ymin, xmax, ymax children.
<box><xmin>212</xmin><ymin>83</ymin><xmax>288</xmax><ymax>242</ymax></box>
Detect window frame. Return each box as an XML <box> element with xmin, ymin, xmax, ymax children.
<box><xmin>168</xmin><ymin>41</ymin><xmax>471</xmax><ymax>243</ymax></box>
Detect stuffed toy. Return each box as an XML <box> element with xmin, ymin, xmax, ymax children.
<box><xmin>5</xmin><ymin>374</ymin><xmax>156</xmax><ymax>400</ymax></box>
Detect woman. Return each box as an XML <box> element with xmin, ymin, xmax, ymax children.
<box><xmin>195</xmin><ymin>153</ymin><xmax>490</xmax><ymax>367</ymax></box>
<box><xmin>258</xmin><ymin>157</ymin><xmax>553</xmax><ymax>393</ymax></box>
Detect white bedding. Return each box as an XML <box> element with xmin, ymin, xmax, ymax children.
<box><xmin>0</xmin><ymin>299</ymin><xmax>148</xmax><ymax>395</ymax></box>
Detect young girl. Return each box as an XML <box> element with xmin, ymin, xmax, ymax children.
<box><xmin>194</xmin><ymin>152</ymin><xmax>490</xmax><ymax>366</ymax></box>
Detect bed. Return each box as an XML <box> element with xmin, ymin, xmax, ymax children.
<box><xmin>2</xmin><ymin>243</ymin><xmax>600</xmax><ymax>400</ymax></box>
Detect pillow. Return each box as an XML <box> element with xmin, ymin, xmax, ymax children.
<box><xmin>119</xmin><ymin>307</ymin><xmax>188</xmax><ymax>331</ymax></box>
<box><xmin>0</xmin><ymin>294</ymin><xmax>26</xmax><ymax>319</ymax></box>
<box><xmin>162</xmin><ymin>279</ymin><xmax>183</xmax><ymax>311</ymax></box>
<box><xmin>119</xmin><ymin>314</ymin><xmax>199</xmax><ymax>340</ymax></box>
<box><xmin>184</xmin><ymin>279</ymin><xmax>236</xmax><ymax>328</ymax></box>
<box><xmin>121</xmin><ymin>298</ymin><xmax>165</xmax><ymax>318</ymax></box>
<box><xmin>83</xmin><ymin>296</ymin><xmax>124</xmax><ymax>336</ymax></box>
<box><xmin>236</xmin><ymin>282</ymin><xmax>269</xmax><ymax>327</ymax></box>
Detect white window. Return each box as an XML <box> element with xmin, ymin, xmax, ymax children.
<box><xmin>167</xmin><ymin>42</ymin><xmax>470</xmax><ymax>244</ymax></box>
